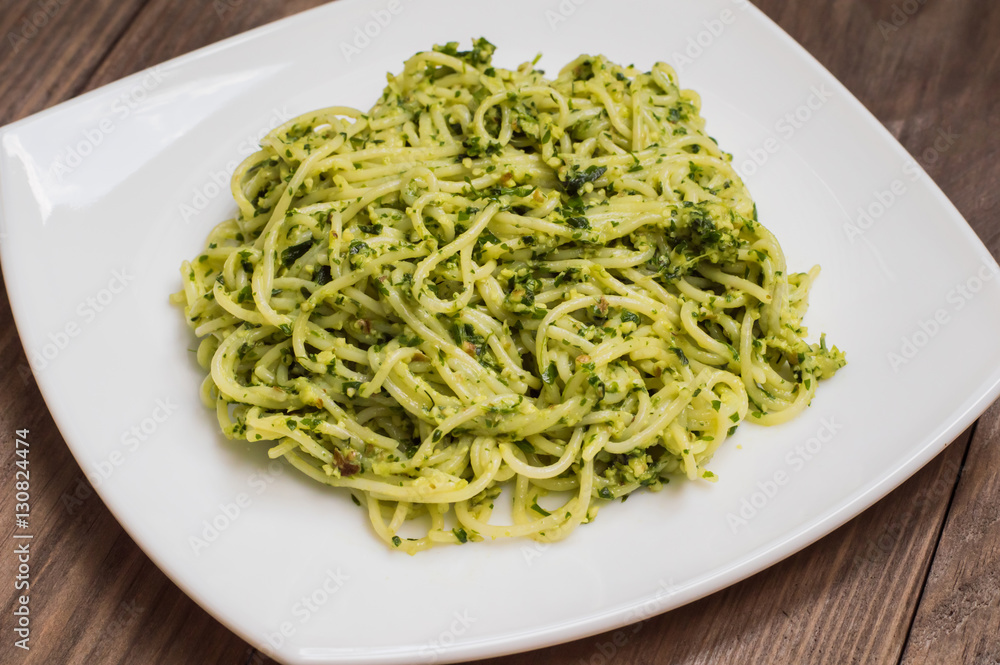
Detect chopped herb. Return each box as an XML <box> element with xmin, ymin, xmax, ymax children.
<box><xmin>671</xmin><ymin>347</ymin><xmax>689</xmax><ymax>365</ymax></box>
<box><xmin>562</xmin><ymin>165</ymin><xmax>607</xmax><ymax>196</ymax></box>
<box><xmin>530</xmin><ymin>500</ymin><xmax>551</xmax><ymax>517</ymax></box>
<box><xmin>281</xmin><ymin>240</ymin><xmax>312</xmax><ymax>267</ymax></box>
<box><xmin>314</xmin><ymin>265</ymin><xmax>332</xmax><ymax>285</ymax></box>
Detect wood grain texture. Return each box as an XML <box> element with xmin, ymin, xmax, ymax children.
<box><xmin>81</xmin><ymin>0</ymin><xmax>332</xmax><ymax>91</ymax></box>
<box><xmin>0</xmin><ymin>0</ymin><xmax>147</xmax><ymax>125</ymax></box>
<box><xmin>0</xmin><ymin>1</ymin><xmax>997</xmax><ymax>664</ymax></box>
<box><xmin>902</xmin><ymin>401</ymin><xmax>1000</xmax><ymax>665</ymax></box>
<box><xmin>0</xmin><ymin>1</ymin><xmax>329</xmax><ymax>665</ymax></box>
<box><xmin>475</xmin><ymin>440</ymin><xmax>969</xmax><ymax>665</ymax></box>
<box><xmin>869</xmin><ymin>3</ymin><xmax>1000</xmax><ymax>662</ymax></box>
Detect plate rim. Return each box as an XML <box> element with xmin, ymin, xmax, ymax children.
<box><xmin>2</xmin><ymin>1</ymin><xmax>999</xmax><ymax>663</ymax></box>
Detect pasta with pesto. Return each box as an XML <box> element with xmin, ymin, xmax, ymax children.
<box><xmin>172</xmin><ymin>39</ymin><xmax>846</xmax><ymax>553</ymax></box>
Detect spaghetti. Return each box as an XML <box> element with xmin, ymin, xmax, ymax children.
<box><xmin>172</xmin><ymin>39</ymin><xmax>845</xmax><ymax>553</ymax></box>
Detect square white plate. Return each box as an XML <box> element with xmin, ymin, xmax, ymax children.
<box><xmin>3</xmin><ymin>1</ymin><xmax>999</xmax><ymax>663</ymax></box>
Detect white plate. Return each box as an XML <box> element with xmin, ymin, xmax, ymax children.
<box><xmin>2</xmin><ymin>1</ymin><xmax>999</xmax><ymax>663</ymax></box>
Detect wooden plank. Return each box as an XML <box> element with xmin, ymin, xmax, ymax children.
<box><xmin>0</xmin><ymin>2</ymin><xmax>159</xmax><ymax>664</ymax></box>
<box><xmin>0</xmin><ymin>0</ymin><xmax>148</xmax><ymax>126</ymax></box>
<box><xmin>900</xmin><ymin>401</ymin><xmax>1000</xmax><ymax>665</ymax></box>
<box><xmin>760</xmin><ymin>0</ymin><xmax>1000</xmax><ymax>245</ymax></box>
<box><xmin>865</xmin><ymin>3</ymin><xmax>1000</xmax><ymax>661</ymax></box>
<box><xmin>0</xmin><ymin>1</ymin><xmax>327</xmax><ymax>664</ymax></box>
<box><xmin>471</xmin><ymin>440</ymin><xmax>967</xmax><ymax>665</ymax></box>
<box><xmin>80</xmin><ymin>0</ymin><xmax>330</xmax><ymax>90</ymax></box>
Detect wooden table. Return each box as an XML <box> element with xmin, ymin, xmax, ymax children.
<box><xmin>1</xmin><ymin>1</ymin><xmax>998</xmax><ymax>663</ymax></box>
